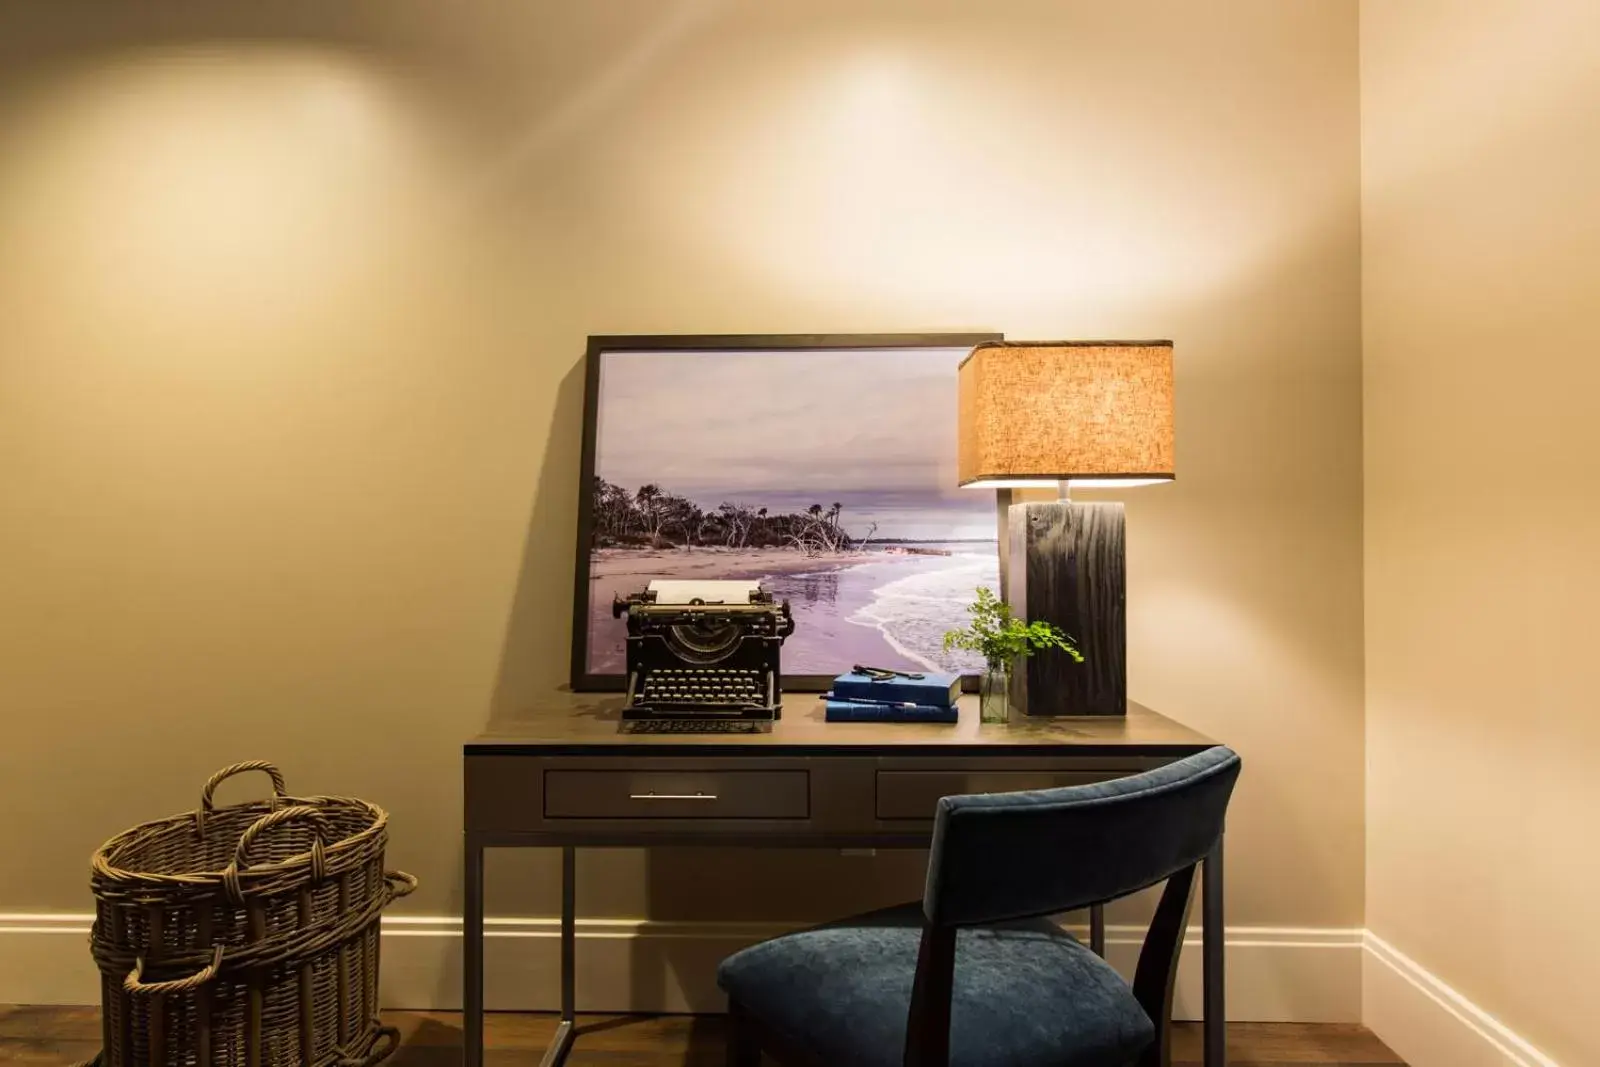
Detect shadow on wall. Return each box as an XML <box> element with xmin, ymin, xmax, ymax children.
<box><xmin>421</xmin><ymin>355</ymin><xmax>587</xmax><ymax>1012</ymax></box>
<box><xmin>489</xmin><ymin>356</ymin><xmax>590</xmax><ymax>717</ymax></box>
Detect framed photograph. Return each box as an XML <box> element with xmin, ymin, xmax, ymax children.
<box><xmin>570</xmin><ymin>333</ymin><xmax>1004</xmax><ymax>692</ymax></box>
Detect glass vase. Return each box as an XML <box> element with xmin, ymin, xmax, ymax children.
<box><xmin>979</xmin><ymin>662</ymin><xmax>1011</xmax><ymax>724</ymax></box>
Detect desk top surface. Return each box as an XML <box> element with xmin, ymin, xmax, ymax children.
<box><xmin>467</xmin><ymin>693</ymin><xmax>1216</xmax><ymax>757</ymax></box>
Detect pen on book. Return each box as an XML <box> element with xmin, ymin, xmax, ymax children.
<box><xmin>824</xmin><ymin>694</ymin><xmax>925</xmax><ymax>709</ymax></box>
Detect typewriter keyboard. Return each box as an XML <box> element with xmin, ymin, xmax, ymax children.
<box><xmin>638</xmin><ymin>668</ymin><xmax>767</xmax><ymax>707</ymax></box>
<box><xmin>621</xmin><ymin>719</ymin><xmax>769</xmax><ymax>735</ymax></box>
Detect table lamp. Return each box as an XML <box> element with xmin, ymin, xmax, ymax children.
<box><xmin>958</xmin><ymin>340</ymin><xmax>1174</xmax><ymax>716</ymax></box>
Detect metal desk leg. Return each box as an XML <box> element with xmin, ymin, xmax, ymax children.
<box><xmin>1089</xmin><ymin>903</ymin><xmax>1106</xmax><ymax>958</ymax></box>
<box><xmin>464</xmin><ymin>837</ymin><xmax>485</xmax><ymax>1067</ymax></box>
<box><xmin>538</xmin><ymin>846</ymin><xmax>577</xmax><ymax>1067</ymax></box>
<box><xmin>1203</xmin><ymin>836</ymin><xmax>1226</xmax><ymax>1067</ymax></box>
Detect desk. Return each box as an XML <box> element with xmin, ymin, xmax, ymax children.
<box><xmin>464</xmin><ymin>694</ymin><xmax>1226</xmax><ymax>1067</ymax></box>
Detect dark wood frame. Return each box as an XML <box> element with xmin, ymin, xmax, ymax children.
<box><xmin>570</xmin><ymin>332</ymin><xmax>1004</xmax><ymax>693</ymax></box>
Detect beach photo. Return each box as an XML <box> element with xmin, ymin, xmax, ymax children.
<box><xmin>579</xmin><ymin>343</ymin><xmax>999</xmax><ymax>680</ymax></box>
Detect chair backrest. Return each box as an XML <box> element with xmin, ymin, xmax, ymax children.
<box><xmin>922</xmin><ymin>746</ymin><xmax>1241</xmax><ymax>927</ymax></box>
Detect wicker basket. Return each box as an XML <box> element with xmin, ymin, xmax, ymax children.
<box><xmin>84</xmin><ymin>762</ymin><xmax>416</xmax><ymax>1067</ymax></box>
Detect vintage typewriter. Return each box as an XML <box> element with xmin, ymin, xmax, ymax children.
<box><xmin>612</xmin><ymin>579</ymin><xmax>794</xmax><ymax>721</ymax></box>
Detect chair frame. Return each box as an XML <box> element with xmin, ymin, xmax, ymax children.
<box><xmin>726</xmin><ymin>857</ymin><xmax>1201</xmax><ymax>1067</ymax></box>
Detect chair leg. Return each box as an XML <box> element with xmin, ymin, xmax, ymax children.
<box><xmin>727</xmin><ymin>999</ymin><xmax>762</xmax><ymax>1067</ymax></box>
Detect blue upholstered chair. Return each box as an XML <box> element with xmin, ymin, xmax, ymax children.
<box><xmin>717</xmin><ymin>746</ymin><xmax>1241</xmax><ymax>1067</ymax></box>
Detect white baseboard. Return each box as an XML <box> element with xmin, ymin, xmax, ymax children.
<box><xmin>1363</xmin><ymin>932</ymin><xmax>1561</xmax><ymax>1067</ymax></box>
<box><xmin>16</xmin><ymin>911</ymin><xmax>1568</xmax><ymax>1059</ymax></box>
<box><xmin>0</xmin><ymin>912</ymin><xmax>1361</xmax><ymax>1022</ymax></box>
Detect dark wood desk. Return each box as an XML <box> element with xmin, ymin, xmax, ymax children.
<box><xmin>464</xmin><ymin>695</ymin><xmax>1226</xmax><ymax>1067</ymax></box>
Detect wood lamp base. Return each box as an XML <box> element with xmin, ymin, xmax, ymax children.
<box><xmin>1005</xmin><ymin>500</ymin><xmax>1127</xmax><ymax>716</ymax></box>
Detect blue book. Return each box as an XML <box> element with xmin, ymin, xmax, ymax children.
<box><xmin>824</xmin><ymin>698</ymin><xmax>959</xmax><ymax>724</ymax></box>
<box><xmin>831</xmin><ymin>670</ymin><xmax>961</xmax><ymax>708</ymax></box>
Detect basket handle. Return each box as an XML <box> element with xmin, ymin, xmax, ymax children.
<box><xmin>221</xmin><ymin>805</ymin><xmax>330</xmax><ymax>903</ymax></box>
<box><xmin>338</xmin><ymin>1023</ymin><xmax>399</xmax><ymax>1067</ymax></box>
<box><xmin>196</xmin><ymin>761</ymin><xmax>289</xmax><ymax>837</ymax></box>
<box><xmin>384</xmin><ymin>870</ymin><xmax>418</xmax><ymax>903</ymax></box>
<box><xmin>123</xmin><ymin>945</ymin><xmax>223</xmax><ymax>997</ymax></box>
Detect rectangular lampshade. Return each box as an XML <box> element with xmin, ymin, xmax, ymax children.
<box><xmin>958</xmin><ymin>340</ymin><xmax>1175</xmax><ymax>487</ymax></box>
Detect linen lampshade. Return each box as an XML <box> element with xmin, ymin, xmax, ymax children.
<box><xmin>958</xmin><ymin>340</ymin><xmax>1175</xmax><ymax>488</ymax></box>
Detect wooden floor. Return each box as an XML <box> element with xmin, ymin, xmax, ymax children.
<box><xmin>0</xmin><ymin>1005</ymin><xmax>1405</xmax><ymax>1065</ymax></box>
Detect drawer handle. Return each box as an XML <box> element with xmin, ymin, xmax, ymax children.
<box><xmin>628</xmin><ymin>792</ymin><xmax>719</xmax><ymax>801</ymax></box>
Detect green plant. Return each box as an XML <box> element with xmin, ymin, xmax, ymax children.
<box><xmin>942</xmin><ymin>586</ymin><xmax>1084</xmax><ymax>669</ymax></box>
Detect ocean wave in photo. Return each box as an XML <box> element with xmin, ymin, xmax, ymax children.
<box><xmin>849</xmin><ymin>549</ymin><xmax>999</xmax><ymax>674</ymax></box>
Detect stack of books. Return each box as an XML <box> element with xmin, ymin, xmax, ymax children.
<box><xmin>824</xmin><ymin>669</ymin><xmax>961</xmax><ymax>723</ymax></box>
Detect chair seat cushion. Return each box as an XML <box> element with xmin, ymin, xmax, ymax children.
<box><xmin>717</xmin><ymin>902</ymin><xmax>1154</xmax><ymax>1067</ymax></box>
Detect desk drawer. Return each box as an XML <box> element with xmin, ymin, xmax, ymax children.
<box><xmin>876</xmin><ymin>770</ymin><xmax>1124</xmax><ymax>820</ymax></box>
<box><xmin>544</xmin><ymin>770</ymin><xmax>809</xmax><ymax>820</ymax></box>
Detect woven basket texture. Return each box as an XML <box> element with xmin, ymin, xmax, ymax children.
<box><xmin>84</xmin><ymin>762</ymin><xmax>416</xmax><ymax>1067</ymax></box>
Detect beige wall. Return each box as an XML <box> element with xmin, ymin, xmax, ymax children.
<box><xmin>0</xmin><ymin>0</ymin><xmax>1363</xmax><ymax>944</ymax></box>
<box><xmin>1361</xmin><ymin>1</ymin><xmax>1600</xmax><ymax>1062</ymax></box>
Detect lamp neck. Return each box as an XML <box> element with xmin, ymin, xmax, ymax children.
<box><xmin>1057</xmin><ymin>480</ymin><xmax>1073</xmax><ymax>503</ymax></box>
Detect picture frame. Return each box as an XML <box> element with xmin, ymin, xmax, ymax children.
<box><xmin>570</xmin><ymin>332</ymin><xmax>1004</xmax><ymax>692</ymax></box>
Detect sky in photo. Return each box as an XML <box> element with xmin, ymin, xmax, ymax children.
<box><xmin>594</xmin><ymin>347</ymin><xmax>996</xmax><ymax>541</ymax></box>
